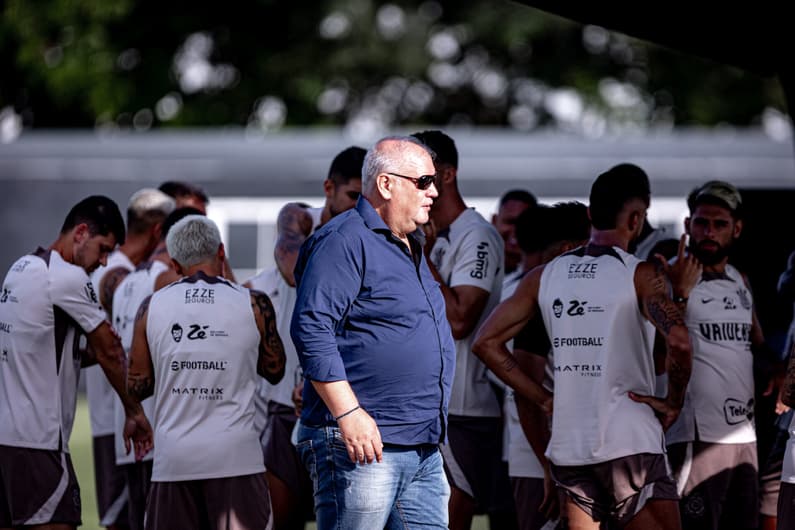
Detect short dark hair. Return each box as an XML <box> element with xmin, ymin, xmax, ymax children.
<box><xmin>160</xmin><ymin>207</ymin><xmax>204</xmax><ymax>241</ymax></box>
<box><xmin>158</xmin><ymin>181</ymin><xmax>209</xmax><ymax>205</ymax></box>
<box><xmin>499</xmin><ymin>189</ymin><xmax>537</xmax><ymax>208</ymax></box>
<box><xmin>411</xmin><ymin>130</ymin><xmax>458</xmax><ymax>168</ymax></box>
<box><xmin>61</xmin><ymin>195</ymin><xmax>126</xmax><ymax>245</ymax></box>
<box><xmin>589</xmin><ymin>163</ymin><xmax>650</xmax><ymax>230</ymax></box>
<box><xmin>546</xmin><ymin>202</ymin><xmax>590</xmax><ymax>247</ymax></box>
<box><xmin>516</xmin><ymin>204</ymin><xmax>552</xmax><ymax>254</ymax></box>
<box><xmin>328</xmin><ymin>146</ymin><xmax>366</xmax><ymax>186</ymax></box>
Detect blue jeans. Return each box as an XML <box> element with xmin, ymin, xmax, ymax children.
<box><xmin>295</xmin><ymin>423</ymin><xmax>450</xmax><ymax>529</ymax></box>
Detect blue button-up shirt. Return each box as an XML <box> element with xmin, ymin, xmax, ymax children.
<box><xmin>291</xmin><ymin>197</ymin><xmax>456</xmax><ymax>445</ymax></box>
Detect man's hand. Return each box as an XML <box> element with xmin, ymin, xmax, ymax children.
<box><xmin>123</xmin><ymin>406</ymin><xmax>154</xmax><ymax>461</ymax></box>
<box><xmin>628</xmin><ymin>391</ymin><xmax>681</xmax><ymax>431</ymax></box>
<box><xmin>337</xmin><ymin>408</ymin><xmax>383</xmax><ymax>465</ymax></box>
<box><xmin>657</xmin><ymin>234</ymin><xmax>701</xmax><ymax>299</ymax></box>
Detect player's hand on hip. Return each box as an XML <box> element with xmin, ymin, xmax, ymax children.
<box><xmin>338</xmin><ymin>408</ymin><xmax>383</xmax><ymax>465</ymax></box>
<box><xmin>628</xmin><ymin>391</ymin><xmax>681</xmax><ymax>432</ymax></box>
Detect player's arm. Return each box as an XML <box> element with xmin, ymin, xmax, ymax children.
<box><xmin>250</xmin><ymin>289</ymin><xmax>286</xmax><ymax>384</ymax></box>
<box><xmin>472</xmin><ymin>266</ymin><xmax>551</xmax><ymax>410</ymax></box>
<box><xmin>630</xmin><ymin>261</ymin><xmax>692</xmax><ymax>430</ymax></box>
<box><xmin>99</xmin><ymin>266</ymin><xmax>131</xmax><ymax>318</ymax></box>
<box><xmin>782</xmin><ymin>346</ymin><xmax>795</xmax><ymax>409</ymax></box>
<box><xmin>127</xmin><ymin>295</ymin><xmax>155</xmax><ymax>402</ymax></box>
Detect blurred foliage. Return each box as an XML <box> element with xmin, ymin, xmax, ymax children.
<box><xmin>0</xmin><ymin>0</ymin><xmax>787</xmax><ymax>133</ymax></box>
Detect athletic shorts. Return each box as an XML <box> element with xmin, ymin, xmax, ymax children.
<box><xmin>92</xmin><ymin>433</ymin><xmax>129</xmax><ymax>527</ymax></box>
<box><xmin>440</xmin><ymin>415</ymin><xmax>514</xmax><ymax>513</ymax></box>
<box><xmin>0</xmin><ymin>445</ymin><xmax>81</xmax><ymax>527</ymax></box>
<box><xmin>145</xmin><ymin>473</ymin><xmax>272</xmax><ymax>530</ymax></box>
<box><xmin>667</xmin><ymin>441</ymin><xmax>758</xmax><ymax>530</ymax></box>
<box><xmin>778</xmin><ymin>482</ymin><xmax>795</xmax><ymax>529</ymax></box>
<box><xmin>550</xmin><ymin>452</ymin><xmax>678</xmax><ymax>528</ymax></box>
<box><xmin>262</xmin><ymin>401</ymin><xmax>313</xmax><ymax>502</ymax></box>
<box><xmin>124</xmin><ymin>459</ymin><xmax>153</xmax><ymax>530</ymax></box>
<box><xmin>511</xmin><ymin>477</ymin><xmax>547</xmax><ymax>530</ymax></box>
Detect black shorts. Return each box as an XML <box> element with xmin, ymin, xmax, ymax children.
<box><xmin>124</xmin><ymin>459</ymin><xmax>153</xmax><ymax>530</ymax></box>
<box><xmin>92</xmin><ymin>433</ymin><xmax>129</xmax><ymax>527</ymax></box>
<box><xmin>262</xmin><ymin>401</ymin><xmax>313</xmax><ymax>502</ymax></box>
<box><xmin>440</xmin><ymin>415</ymin><xmax>514</xmax><ymax>512</ymax></box>
<box><xmin>0</xmin><ymin>445</ymin><xmax>81</xmax><ymax>527</ymax></box>
<box><xmin>145</xmin><ymin>473</ymin><xmax>272</xmax><ymax>530</ymax></box>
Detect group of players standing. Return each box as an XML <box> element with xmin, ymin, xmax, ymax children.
<box><xmin>2</xmin><ymin>129</ymin><xmax>795</xmax><ymax>530</ymax></box>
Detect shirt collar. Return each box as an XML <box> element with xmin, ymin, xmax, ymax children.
<box><xmin>356</xmin><ymin>195</ymin><xmax>391</xmax><ymax>233</ymax></box>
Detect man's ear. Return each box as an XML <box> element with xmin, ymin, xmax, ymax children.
<box><xmin>171</xmin><ymin>258</ymin><xmax>184</xmax><ymax>276</ymax></box>
<box><xmin>684</xmin><ymin>217</ymin><xmax>691</xmax><ymax>236</ymax></box>
<box><xmin>733</xmin><ymin>218</ymin><xmax>743</xmax><ymax>239</ymax></box>
<box><xmin>323</xmin><ymin>179</ymin><xmax>334</xmax><ymax>199</ymax></box>
<box><xmin>627</xmin><ymin>210</ymin><xmax>642</xmax><ymax>233</ymax></box>
<box><xmin>73</xmin><ymin>223</ymin><xmax>89</xmax><ymax>244</ymax></box>
<box><xmin>375</xmin><ymin>174</ymin><xmax>393</xmax><ymax>200</ymax></box>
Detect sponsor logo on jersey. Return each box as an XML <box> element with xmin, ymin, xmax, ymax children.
<box><xmin>737</xmin><ymin>288</ymin><xmax>752</xmax><ymax>310</ymax></box>
<box><xmin>185</xmin><ymin>288</ymin><xmax>215</xmax><ymax>304</ymax></box>
<box><xmin>553</xmin><ymin>298</ymin><xmax>564</xmax><ymax>318</ymax></box>
<box><xmin>11</xmin><ymin>259</ymin><xmax>30</xmax><ymax>272</ymax></box>
<box><xmin>700</xmin><ymin>297</ymin><xmax>714</xmax><ymax>304</ymax></box>
<box><xmin>723</xmin><ymin>296</ymin><xmax>736</xmax><ymax>310</ymax></box>
<box><xmin>1</xmin><ymin>349</ymin><xmax>8</xmax><ymax>362</ymax></box>
<box><xmin>0</xmin><ymin>321</ymin><xmax>11</xmax><ymax>333</ymax></box>
<box><xmin>567</xmin><ymin>262</ymin><xmax>598</xmax><ymax>280</ymax></box>
<box><xmin>84</xmin><ymin>282</ymin><xmax>99</xmax><ymax>304</ymax></box>
<box><xmin>170</xmin><ymin>360</ymin><xmax>228</xmax><ymax>371</ymax></box>
<box><xmin>470</xmin><ymin>242</ymin><xmax>490</xmax><ymax>279</ymax></box>
<box><xmin>723</xmin><ymin>397</ymin><xmax>754</xmax><ymax>425</ymax></box>
<box><xmin>0</xmin><ymin>288</ymin><xmax>16</xmax><ymax>304</ymax></box>
<box><xmin>186</xmin><ymin>323</ymin><xmax>229</xmax><ymax>340</ymax></box>
<box><xmin>698</xmin><ymin>322</ymin><xmax>751</xmax><ymax>343</ymax></box>
<box><xmin>553</xmin><ymin>363</ymin><xmax>602</xmax><ymax>377</ymax></box>
<box><xmin>170</xmin><ymin>386</ymin><xmax>225</xmax><ymax>400</ymax></box>
<box><xmin>552</xmin><ymin>299</ymin><xmax>607</xmax><ymax>318</ymax></box>
<box><xmin>171</xmin><ymin>323</ymin><xmax>184</xmax><ymax>342</ymax></box>
<box><xmin>552</xmin><ymin>336</ymin><xmax>604</xmax><ymax>347</ymax></box>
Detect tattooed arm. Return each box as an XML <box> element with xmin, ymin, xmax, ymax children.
<box><xmin>782</xmin><ymin>348</ymin><xmax>795</xmax><ymax>408</ymax></box>
<box><xmin>250</xmin><ymin>289</ymin><xmax>286</xmax><ymax>384</ymax></box>
<box><xmin>127</xmin><ymin>295</ymin><xmax>155</xmax><ymax>402</ymax></box>
<box><xmin>472</xmin><ymin>266</ymin><xmax>552</xmax><ymax>410</ymax></box>
<box><xmin>100</xmin><ymin>266</ymin><xmax>131</xmax><ymax>318</ymax></box>
<box><xmin>630</xmin><ymin>261</ymin><xmax>692</xmax><ymax>430</ymax></box>
<box><xmin>274</xmin><ymin>203</ymin><xmax>313</xmax><ymax>287</ymax></box>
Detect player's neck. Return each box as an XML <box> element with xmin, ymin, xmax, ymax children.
<box><xmin>702</xmin><ymin>259</ymin><xmax>729</xmax><ymax>275</ymax></box>
<box><xmin>119</xmin><ymin>234</ymin><xmax>154</xmax><ymax>265</ymax></box>
<box><xmin>588</xmin><ymin>230</ymin><xmax>628</xmax><ymax>251</ymax></box>
<box><xmin>429</xmin><ymin>193</ymin><xmax>466</xmax><ymax>232</ymax></box>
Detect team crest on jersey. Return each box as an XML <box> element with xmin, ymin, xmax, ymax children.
<box><xmin>171</xmin><ymin>323</ymin><xmax>184</xmax><ymax>342</ymax></box>
<box><xmin>736</xmin><ymin>288</ymin><xmax>751</xmax><ymax>310</ymax></box>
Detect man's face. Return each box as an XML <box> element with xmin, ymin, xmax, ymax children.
<box><xmin>327</xmin><ymin>178</ymin><xmax>362</xmax><ymax>218</ymax></box>
<box><xmin>492</xmin><ymin>199</ymin><xmax>532</xmax><ymax>272</ymax></box>
<box><xmin>73</xmin><ymin>226</ymin><xmax>116</xmax><ymax>274</ymax></box>
<box><xmin>686</xmin><ymin>203</ymin><xmax>741</xmax><ymax>266</ymax></box>
<box><xmin>389</xmin><ymin>152</ymin><xmax>438</xmax><ymax>234</ymax></box>
<box><xmin>176</xmin><ymin>195</ymin><xmax>207</xmax><ymax>215</ymax></box>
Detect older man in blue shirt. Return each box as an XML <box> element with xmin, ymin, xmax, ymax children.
<box><xmin>291</xmin><ymin>135</ymin><xmax>456</xmax><ymax>529</ymax></box>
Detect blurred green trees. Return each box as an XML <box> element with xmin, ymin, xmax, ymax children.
<box><xmin>0</xmin><ymin>0</ymin><xmax>787</xmax><ymax>134</ymax></box>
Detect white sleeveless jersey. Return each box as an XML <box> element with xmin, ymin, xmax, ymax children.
<box><xmin>147</xmin><ymin>272</ymin><xmax>265</xmax><ymax>481</ymax></box>
<box><xmin>111</xmin><ymin>259</ymin><xmax>169</xmax><ymax>464</ymax></box>
<box><xmin>85</xmin><ymin>250</ymin><xmax>135</xmax><ymax>436</ymax></box>
<box><xmin>539</xmin><ymin>246</ymin><xmax>664</xmax><ymax>466</ymax></box>
<box><xmin>428</xmin><ymin>208</ymin><xmax>504</xmax><ymax>417</ymax></box>
<box><xmin>246</xmin><ymin>267</ymin><xmax>300</xmax><ymax>409</ymax></box>
<box><xmin>666</xmin><ymin>265</ymin><xmax>755</xmax><ymax>445</ymax></box>
<box><xmin>0</xmin><ymin>249</ymin><xmax>105</xmax><ymax>451</ymax></box>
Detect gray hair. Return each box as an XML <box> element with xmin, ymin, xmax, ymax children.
<box><xmin>126</xmin><ymin>188</ymin><xmax>175</xmax><ymax>234</ymax></box>
<box><xmin>362</xmin><ymin>135</ymin><xmax>435</xmax><ymax>190</ymax></box>
<box><xmin>166</xmin><ymin>215</ymin><xmax>222</xmax><ymax>268</ymax></box>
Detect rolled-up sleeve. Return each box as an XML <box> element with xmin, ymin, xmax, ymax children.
<box><xmin>290</xmin><ymin>230</ymin><xmax>362</xmax><ymax>383</ymax></box>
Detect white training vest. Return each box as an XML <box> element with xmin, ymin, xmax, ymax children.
<box><xmin>539</xmin><ymin>246</ymin><xmax>664</xmax><ymax>466</ymax></box>
<box><xmin>111</xmin><ymin>259</ymin><xmax>169</xmax><ymax>464</ymax></box>
<box><xmin>246</xmin><ymin>267</ymin><xmax>301</xmax><ymax>409</ymax></box>
<box><xmin>147</xmin><ymin>273</ymin><xmax>265</xmax><ymax>481</ymax></box>
<box><xmin>666</xmin><ymin>265</ymin><xmax>755</xmax><ymax>445</ymax></box>
<box><xmin>0</xmin><ymin>249</ymin><xmax>105</xmax><ymax>451</ymax></box>
<box><xmin>85</xmin><ymin>250</ymin><xmax>135</xmax><ymax>437</ymax></box>
<box><xmin>429</xmin><ymin>208</ymin><xmax>504</xmax><ymax>417</ymax></box>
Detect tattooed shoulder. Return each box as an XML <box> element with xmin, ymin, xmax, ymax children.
<box><xmin>135</xmin><ymin>294</ymin><xmax>153</xmax><ymax>322</ymax></box>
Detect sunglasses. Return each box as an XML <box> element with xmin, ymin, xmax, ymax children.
<box><xmin>386</xmin><ymin>172</ymin><xmax>437</xmax><ymax>190</ymax></box>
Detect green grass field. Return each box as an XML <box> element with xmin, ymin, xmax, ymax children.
<box><xmin>71</xmin><ymin>397</ymin><xmax>488</xmax><ymax>530</ymax></box>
